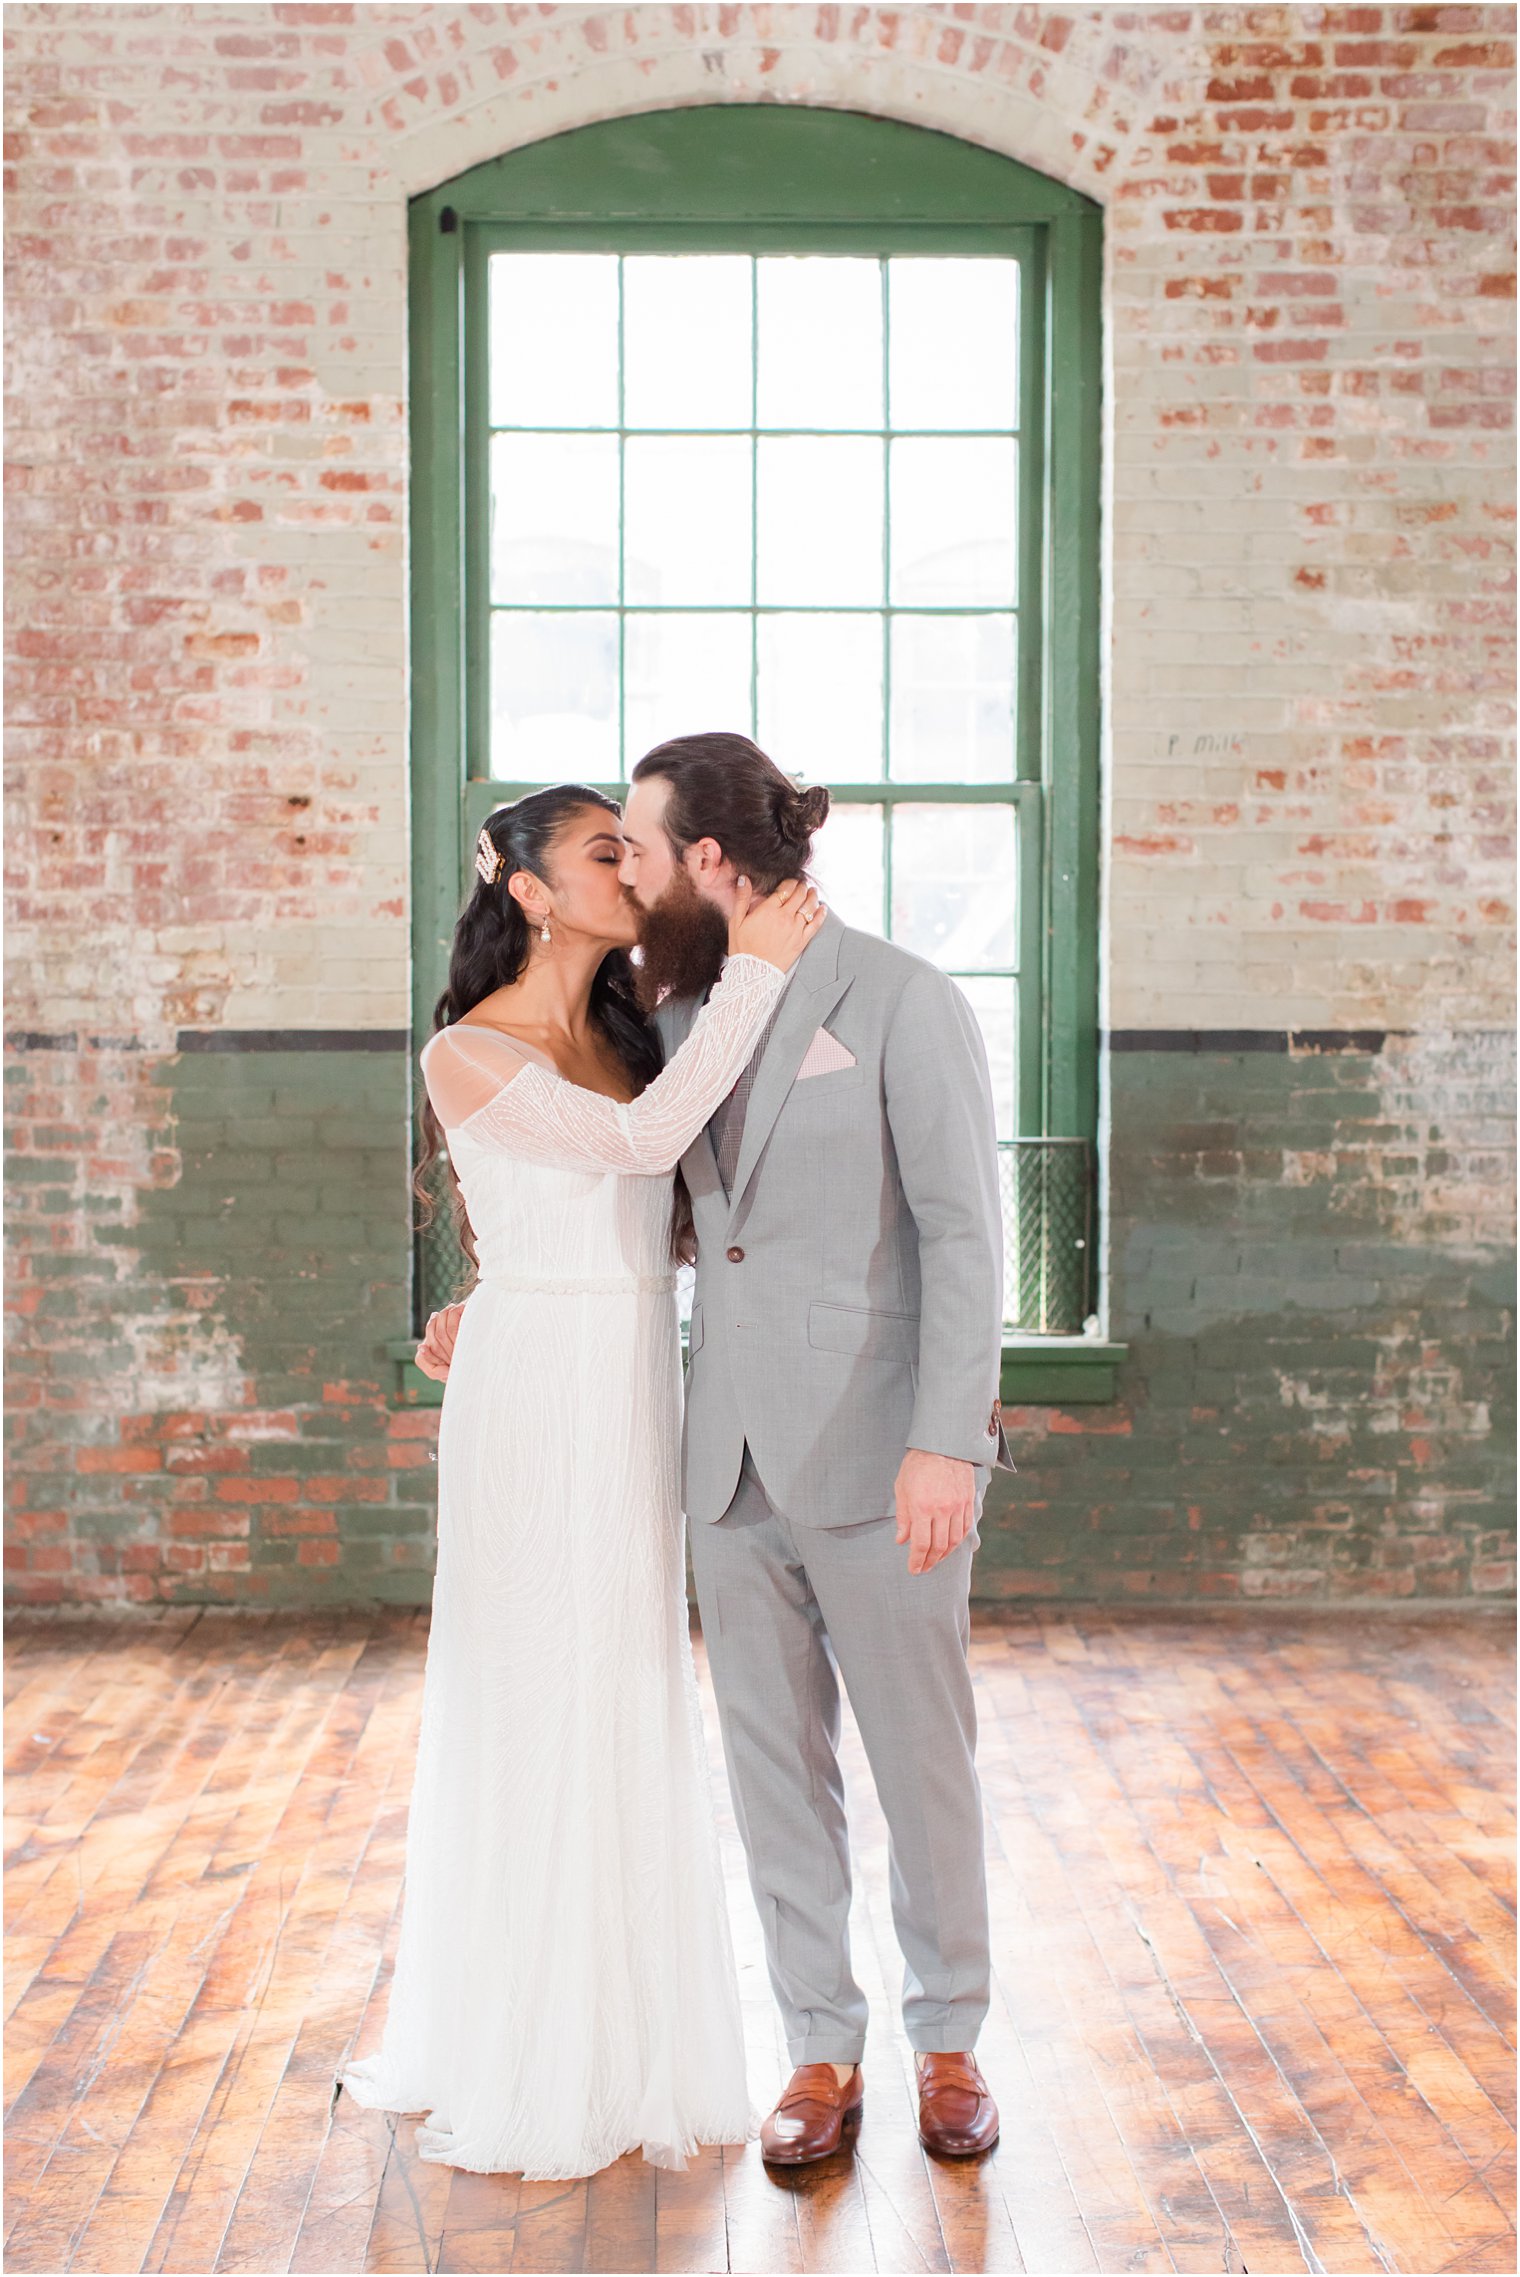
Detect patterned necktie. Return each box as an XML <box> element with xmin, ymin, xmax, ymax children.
<box><xmin>710</xmin><ymin>994</ymin><xmax>786</xmax><ymax>1195</ymax></box>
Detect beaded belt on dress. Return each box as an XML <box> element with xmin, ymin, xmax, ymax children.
<box><xmin>475</xmin><ymin>1271</ymin><xmax>676</xmax><ymax>1294</ymax></box>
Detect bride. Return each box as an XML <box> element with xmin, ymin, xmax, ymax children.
<box><xmin>336</xmin><ymin>781</ymin><xmax>823</xmax><ymax>2180</ymax></box>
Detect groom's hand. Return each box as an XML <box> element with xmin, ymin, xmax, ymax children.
<box><xmin>894</xmin><ymin>1448</ymin><xmax>976</xmax><ymax>1575</ymax></box>
<box><xmin>415</xmin><ymin>1300</ymin><xmax>467</xmax><ymax>1382</ymax></box>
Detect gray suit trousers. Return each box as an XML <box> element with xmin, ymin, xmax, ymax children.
<box><xmin>688</xmin><ymin>1440</ymin><xmax>992</xmax><ymax>2066</ymax></box>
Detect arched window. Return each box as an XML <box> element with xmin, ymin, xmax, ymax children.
<box><xmin>405</xmin><ymin>107</ymin><xmax>1110</xmax><ymax>1394</ymax></box>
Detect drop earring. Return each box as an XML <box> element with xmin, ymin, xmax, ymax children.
<box><xmin>539</xmin><ymin>915</ymin><xmax>551</xmax><ymax>945</ymax></box>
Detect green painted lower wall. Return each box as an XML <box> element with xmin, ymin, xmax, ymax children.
<box><xmin>5</xmin><ymin>1037</ymin><xmax>1513</xmax><ymax>1607</ymax></box>
<box><xmin>7</xmin><ymin>1047</ymin><xmax>436</xmax><ymax>1608</ymax></box>
<box><xmin>973</xmin><ymin>1043</ymin><xmax>1515</xmax><ymax>1601</ymax></box>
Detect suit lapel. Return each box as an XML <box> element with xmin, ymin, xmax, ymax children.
<box><xmin>726</xmin><ymin>908</ymin><xmax>851</xmax><ymax>1231</ymax></box>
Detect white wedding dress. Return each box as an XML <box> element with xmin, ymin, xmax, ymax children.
<box><xmin>337</xmin><ymin>949</ymin><xmax>788</xmax><ymax>2180</ymax></box>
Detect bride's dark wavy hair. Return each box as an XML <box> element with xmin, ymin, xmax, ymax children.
<box><xmin>413</xmin><ymin>785</ymin><xmax>673</xmax><ymax>1283</ymax></box>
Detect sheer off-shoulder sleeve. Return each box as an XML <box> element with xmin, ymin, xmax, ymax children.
<box><xmin>421</xmin><ymin>1025</ymin><xmax>538</xmax><ymax>1128</ymax></box>
<box><xmin>421</xmin><ymin>951</ymin><xmax>791</xmax><ymax>1176</ymax></box>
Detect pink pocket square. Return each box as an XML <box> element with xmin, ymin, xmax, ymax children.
<box><xmin>795</xmin><ymin>1026</ymin><xmax>858</xmax><ymax>1079</ymax></box>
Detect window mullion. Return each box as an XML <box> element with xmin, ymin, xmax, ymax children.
<box><xmin>880</xmin><ymin>255</ymin><xmax>892</xmax><ymax>939</ymax></box>
<box><xmin>750</xmin><ymin>256</ymin><xmax>759</xmax><ymax>740</ymax></box>
<box><xmin>616</xmin><ymin>255</ymin><xmax>626</xmax><ymax>785</ymax></box>
<box><xmin>879</xmin><ymin>256</ymin><xmax>891</xmax><ymax>798</ymax></box>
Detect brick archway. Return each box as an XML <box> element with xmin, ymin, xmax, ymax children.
<box><xmin>363</xmin><ymin>5</ymin><xmax>1195</xmax><ymax>205</ymax></box>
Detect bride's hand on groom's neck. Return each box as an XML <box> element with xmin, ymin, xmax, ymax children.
<box><xmin>728</xmin><ymin>874</ymin><xmax>825</xmax><ymax>971</ymax></box>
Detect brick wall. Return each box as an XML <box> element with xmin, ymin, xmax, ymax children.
<box><xmin>5</xmin><ymin>4</ymin><xmax>1514</xmax><ymax>1606</ymax></box>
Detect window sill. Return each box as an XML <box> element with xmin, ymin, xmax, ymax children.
<box><xmin>384</xmin><ymin>1335</ymin><xmax>445</xmax><ymax>1405</ymax></box>
<box><xmin>385</xmin><ymin>1332</ymin><xmax>1128</xmax><ymax>1408</ymax></box>
<box><xmin>1000</xmin><ymin>1335</ymin><xmax>1127</xmax><ymax>1405</ymax></box>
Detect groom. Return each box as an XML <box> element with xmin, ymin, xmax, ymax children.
<box><xmin>422</xmin><ymin>731</ymin><xmax>1014</xmax><ymax>2164</ymax></box>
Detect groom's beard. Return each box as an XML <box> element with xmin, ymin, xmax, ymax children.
<box><xmin>631</xmin><ymin>865</ymin><xmax>730</xmax><ymax>1015</ymax></box>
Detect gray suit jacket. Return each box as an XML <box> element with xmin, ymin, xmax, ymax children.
<box><xmin>653</xmin><ymin>906</ymin><xmax>1017</xmax><ymax>1526</ymax></box>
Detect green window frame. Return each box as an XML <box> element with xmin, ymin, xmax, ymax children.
<box><xmin>399</xmin><ymin>107</ymin><xmax>1122</xmax><ymax>1405</ymax></box>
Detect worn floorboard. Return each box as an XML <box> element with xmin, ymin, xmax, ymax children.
<box><xmin>4</xmin><ymin>1607</ymin><xmax>1513</xmax><ymax>2275</ymax></box>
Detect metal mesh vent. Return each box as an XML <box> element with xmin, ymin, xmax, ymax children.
<box><xmin>1000</xmin><ymin>1137</ymin><xmax>1093</xmax><ymax>1333</ymax></box>
<box><xmin>415</xmin><ymin>1159</ymin><xmax>475</xmax><ymax>1327</ymax></box>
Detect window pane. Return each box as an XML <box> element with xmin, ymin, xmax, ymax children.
<box><xmin>888</xmin><ymin>257</ymin><xmax>1019</xmax><ymax>430</ymax></box>
<box><xmin>623</xmin><ymin>255</ymin><xmax>752</xmax><ymax>430</ymax></box>
<box><xmin>489</xmin><ymin>253</ymin><xmax>619</xmax><ymax>429</ymax></box>
<box><xmin>890</xmin><ymin>614</ymin><xmax>1016</xmax><ymax>781</ymax></box>
<box><xmin>624</xmin><ymin>436</ymin><xmax>752</xmax><ymax>607</ymax></box>
<box><xmin>890</xmin><ymin>438</ymin><xmax>1017</xmax><ymax>607</ymax></box>
<box><xmin>955</xmin><ymin>976</ymin><xmax>1017</xmax><ymax>1140</ymax></box>
<box><xmin>757</xmin><ymin>438</ymin><xmax>883</xmax><ymax>607</ymax></box>
<box><xmin>757</xmin><ymin>613</ymin><xmax>883</xmax><ymax>784</ymax></box>
<box><xmin>623</xmin><ymin>613</ymin><xmax>753</xmax><ymax>769</ymax></box>
<box><xmin>890</xmin><ymin>802</ymin><xmax>1016</xmax><ymax>970</ymax></box>
<box><xmin>757</xmin><ymin>257</ymin><xmax>882</xmax><ymax>431</ymax></box>
<box><xmin>809</xmin><ymin>802</ymin><xmax>884</xmax><ymax>937</ymax></box>
<box><xmin>489</xmin><ymin>433</ymin><xmax>619</xmax><ymax>606</ymax></box>
<box><xmin>490</xmin><ymin>611</ymin><xmax>619</xmax><ymax>780</ymax></box>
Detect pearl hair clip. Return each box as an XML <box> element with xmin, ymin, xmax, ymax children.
<box><xmin>475</xmin><ymin>825</ymin><xmax>506</xmax><ymax>887</ymax></box>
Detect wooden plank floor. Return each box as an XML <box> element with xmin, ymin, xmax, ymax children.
<box><xmin>5</xmin><ymin>1606</ymin><xmax>1514</xmax><ymax>2275</ymax></box>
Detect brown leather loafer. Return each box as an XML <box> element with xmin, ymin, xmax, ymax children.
<box><xmin>760</xmin><ymin>2063</ymin><xmax>865</xmax><ymax>2164</ymax></box>
<box><xmin>915</xmin><ymin>2051</ymin><xmax>999</xmax><ymax>2156</ymax></box>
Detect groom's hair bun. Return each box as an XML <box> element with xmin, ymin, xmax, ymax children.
<box><xmin>631</xmin><ymin>731</ymin><xmax>829</xmax><ymax>895</ymax></box>
<box><xmin>782</xmin><ymin>783</ymin><xmax>830</xmax><ymax>842</ymax></box>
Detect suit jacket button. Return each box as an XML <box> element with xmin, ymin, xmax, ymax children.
<box><xmin>726</xmin><ymin>1245</ymin><xmax>745</xmax><ymax>1262</ymax></box>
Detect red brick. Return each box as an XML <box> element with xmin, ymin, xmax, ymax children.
<box><xmin>213</xmin><ymin>1476</ymin><xmax>301</xmax><ymax>1504</ymax></box>
<box><xmin>165</xmin><ymin>1447</ymin><xmax>252</xmax><ymax>1475</ymax></box>
<box><xmin>303</xmin><ymin>1476</ymin><xmax>388</xmax><ymax>1503</ymax></box>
